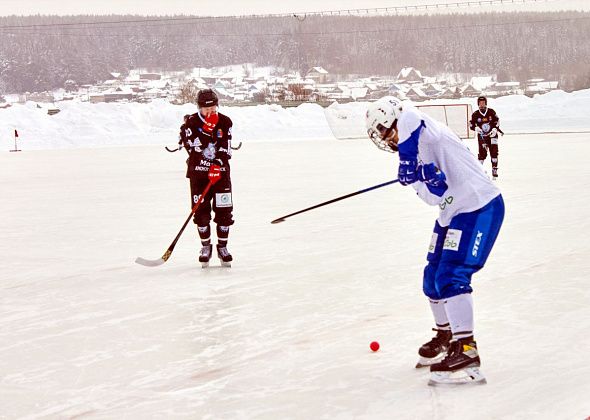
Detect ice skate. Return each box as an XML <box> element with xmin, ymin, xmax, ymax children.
<box><xmin>415</xmin><ymin>328</ymin><xmax>452</xmax><ymax>368</ymax></box>
<box><xmin>216</xmin><ymin>245</ymin><xmax>233</xmax><ymax>267</ymax></box>
<box><xmin>428</xmin><ymin>336</ymin><xmax>486</xmax><ymax>386</ymax></box>
<box><xmin>199</xmin><ymin>244</ymin><xmax>212</xmax><ymax>268</ymax></box>
<box><xmin>492</xmin><ymin>167</ymin><xmax>498</xmax><ymax>180</ymax></box>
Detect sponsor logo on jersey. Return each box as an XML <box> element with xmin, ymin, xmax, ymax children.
<box><xmin>439</xmin><ymin>196</ymin><xmax>454</xmax><ymax>210</ymax></box>
<box><xmin>443</xmin><ymin>229</ymin><xmax>462</xmax><ymax>251</ymax></box>
<box><xmin>472</xmin><ymin>231</ymin><xmax>484</xmax><ymax>257</ymax></box>
<box><xmin>216</xmin><ymin>128</ymin><xmax>223</xmax><ymax>138</ymax></box>
<box><xmin>428</xmin><ymin>233</ymin><xmax>438</xmax><ymax>253</ymax></box>
<box><xmin>216</xmin><ymin>193</ymin><xmax>232</xmax><ymax>208</ymax></box>
<box><xmin>203</xmin><ymin>143</ymin><xmax>216</xmax><ymax>160</ymax></box>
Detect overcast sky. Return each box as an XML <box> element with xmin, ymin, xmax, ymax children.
<box><xmin>0</xmin><ymin>0</ymin><xmax>588</xmax><ymax>16</ymax></box>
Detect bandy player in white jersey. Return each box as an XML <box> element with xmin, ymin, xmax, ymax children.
<box><xmin>365</xmin><ymin>96</ymin><xmax>504</xmax><ymax>386</ymax></box>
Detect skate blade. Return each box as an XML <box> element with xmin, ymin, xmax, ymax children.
<box><xmin>415</xmin><ymin>353</ymin><xmax>446</xmax><ymax>368</ymax></box>
<box><xmin>220</xmin><ymin>261</ymin><xmax>232</xmax><ymax>268</ymax></box>
<box><xmin>201</xmin><ymin>261</ymin><xmax>210</xmax><ymax>268</ymax></box>
<box><xmin>428</xmin><ymin>367</ymin><xmax>487</xmax><ymax>386</ymax></box>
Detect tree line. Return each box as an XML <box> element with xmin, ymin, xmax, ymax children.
<box><xmin>0</xmin><ymin>11</ymin><xmax>589</xmax><ymax>94</ymax></box>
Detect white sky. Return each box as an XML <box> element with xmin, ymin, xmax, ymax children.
<box><xmin>0</xmin><ymin>0</ymin><xmax>588</xmax><ymax>16</ymax></box>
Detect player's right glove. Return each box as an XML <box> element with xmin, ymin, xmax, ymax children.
<box><xmin>398</xmin><ymin>159</ymin><xmax>420</xmax><ymax>185</ymax></box>
<box><xmin>417</xmin><ymin>163</ymin><xmax>448</xmax><ymax>197</ymax></box>
<box><xmin>474</xmin><ymin>126</ymin><xmax>483</xmax><ymax>134</ymax></box>
<box><xmin>207</xmin><ymin>158</ymin><xmax>224</xmax><ymax>184</ymax></box>
<box><xmin>208</xmin><ymin>163</ymin><xmax>221</xmax><ymax>184</ymax></box>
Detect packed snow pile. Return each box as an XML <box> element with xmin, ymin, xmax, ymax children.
<box><xmin>2</xmin><ymin>89</ymin><xmax>590</xmax><ymax>150</ymax></box>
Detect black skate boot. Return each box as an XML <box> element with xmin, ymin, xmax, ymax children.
<box><xmin>199</xmin><ymin>244</ymin><xmax>212</xmax><ymax>268</ymax></box>
<box><xmin>492</xmin><ymin>167</ymin><xmax>498</xmax><ymax>180</ymax></box>
<box><xmin>428</xmin><ymin>336</ymin><xmax>486</xmax><ymax>386</ymax></box>
<box><xmin>216</xmin><ymin>244</ymin><xmax>233</xmax><ymax>267</ymax></box>
<box><xmin>415</xmin><ymin>328</ymin><xmax>452</xmax><ymax>368</ymax></box>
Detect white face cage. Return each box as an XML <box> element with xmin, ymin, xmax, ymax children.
<box><xmin>368</xmin><ymin>123</ymin><xmax>398</xmax><ymax>153</ymax></box>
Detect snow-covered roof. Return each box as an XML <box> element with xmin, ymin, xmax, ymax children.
<box><xmin>406</xmin><ymin>87</ymin><xmax>427</xmax><ymax>97</ymax></box>
<box><xmin>397</xmin><ymin>67</ymin><xmax>423</xmax><ymax>80</ymax></box>
<box><xmin>308</xmin><ymin>66</ymin><xmax>328</xmax><ymax>74</ymax></box>
<box><xmin>470</xmin><ymin>76</ymin><xmax>495</xmax><ymax>91</ymax></box>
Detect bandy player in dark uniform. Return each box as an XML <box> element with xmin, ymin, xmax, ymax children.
<box><xmin>470</xmin><ymin>96</ymin><xmax>502</xmax><ymax>179</ymax></box>
<box><xmin>180</xmin><ymin>89</ymin><xmax>234</xmax><ymax>267</ymax></box>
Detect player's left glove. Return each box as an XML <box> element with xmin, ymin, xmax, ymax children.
<box><xmin>398</xmin><ymin>159</ymin><xmax>420</xmax><ymax>185</ymax></box>
<box><xmin>489</xmin><ymin>127</ymin><xmax>498</xmax><ymax>137</ymax></box>
<box><xmin>418</xmin><ymin>163</ymin><xmax>448</xmax><ymax>197</ymax></box>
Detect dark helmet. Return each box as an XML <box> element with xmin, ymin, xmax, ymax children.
<box><xmin>477</xmin><ymin>96</ymin><xmax>487</xmax><ymax>111</ymax></box>
<box><xmin>197</xmin><ymin>89</ymin><xmax>219</xmax><ymax>108</ymax></box>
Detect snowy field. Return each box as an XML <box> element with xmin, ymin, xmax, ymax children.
<box><xmin>1</xmin><ymin>131</ymin><xmax>589</xmax><ymax>419</ymax></box>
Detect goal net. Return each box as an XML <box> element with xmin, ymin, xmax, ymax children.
<box><xmin>324</xmin><ymin>102</ymin><xmax>473</xmax><ymax>140</ymax></box>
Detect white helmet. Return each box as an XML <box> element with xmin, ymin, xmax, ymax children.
<box><xmin>365</xmin><ymin>96</ymin><xmax>403</xmax><ymax>153</ymax></box>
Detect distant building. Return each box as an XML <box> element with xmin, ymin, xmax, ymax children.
<box><xmin>306</xmin><ymin>67</ymin><xmax>329</xmax><ymax>84</ymax></box>
<box><xmin>396</xmin><ymin>67</ymin><xmax>424</xmax><ymax>83</ymax></box>
<box><xmin>438</xmin><ymin>87</ymin><xmax>457</xmax><ymax>99</ymax></box>
<box><xmin>140</xmin><ymin>73</ymin><xmax>162</xmax><ymax>81</ymax></box>
<box><xmin>26</xmin><ymin>92</ymin><xmax>55</xmax><ymax>103</ymax></box>
<box><xmin>423</xmin><ymin>84</ymin><xmax>443</xmax><ymax>98</ymax></box>
<box><xmin>405</xmin><ymin>86</ymin><xmax>428</xmax><ymax>101</ymax></box>
<box><xmin>491</xmin><ymin>81</ymin><xmax>521</xmax><ymax>96</ymax></box>
<box><xmin>461</xmin><ymin>84</ymin><xmax>481</xmax><ymax>97</ymax></box>
<box><xmin>525</xmin><ymin>79</ymin><xmax>559</xmax><ymax>96</ymax></box>
<box><xmin>103</xmin><ymin>87</ymin><xmax>134</xmax><ymax>102</ymax></box>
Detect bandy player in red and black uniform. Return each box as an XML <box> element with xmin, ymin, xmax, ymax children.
<box><xmin>470</xmin><ymin>96</ymin><xmax>502</xmax><ymax>179</ymax></box>
<box><xmin>180</xmin><ymin>89</ymin><xmax>234</xmax><ymax>267</ymax></box>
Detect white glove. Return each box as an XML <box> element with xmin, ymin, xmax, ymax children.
<box><xmin>474</xmin><ymin>126</ymin><xmax>482</xmax><ymax>133</ymax></box>
<box><xmin>490</xmin><ymin>128</ymin><xmax>498</xmax><ymax>137</ymax></box>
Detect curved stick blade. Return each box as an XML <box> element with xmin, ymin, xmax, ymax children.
<box><xmin>135</xmin><ymin>256</ymin><xmax>166</xmax><ymax>267</ymax></box>
<box><xmin>271</xmin><ymin>218</ymin><xmax>285</xmax><ymax>224</ymax></box>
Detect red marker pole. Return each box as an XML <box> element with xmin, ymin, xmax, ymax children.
<box><xmin>10</xmin><ymin>129</ymin><xmax>21</xmax><ymax>152</ymax></box>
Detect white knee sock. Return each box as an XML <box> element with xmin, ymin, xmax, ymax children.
<box><xmin>443</xmin><ymin>293</ymin><xmax>474</xmax><ymax>340</ymax></box>
<box><xmin>429</xmin><ymin>299</ymin><xmax>450</xmax><ymax>329</ymax></box>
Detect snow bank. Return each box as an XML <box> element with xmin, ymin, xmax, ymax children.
<box><xmin>2</xmin><ymin>89</ymin><xmax>589</xmax><ymax>150</ymax></box>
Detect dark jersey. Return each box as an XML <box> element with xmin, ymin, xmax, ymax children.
<box><xmin>180</xmin><ymin>112</ymin><xmax>233</xmax><ymax>179</ymax></box>
<box><xmin>470</xmin><ymin>108</ymin><xmax>499</xmax><ymax>138</ymax></box>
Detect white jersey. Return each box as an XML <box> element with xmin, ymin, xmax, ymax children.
<box><xmin>397</xmin><ymin>106</ymin><xmax>500</xmax><ymax>227</ymax></box>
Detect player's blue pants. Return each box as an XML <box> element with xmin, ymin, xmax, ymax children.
<box><xmin>423</xmin><ymin>195</ymin><xmax>505</xmax><ymax>300</ymax></box>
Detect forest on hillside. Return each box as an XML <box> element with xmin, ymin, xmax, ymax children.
<box><xmin>1</xmin><ymin>11</ymin><xmax>589</xmax><ymax>93</ymax></box>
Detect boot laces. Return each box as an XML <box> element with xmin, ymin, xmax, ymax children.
<box><xmin>430</xmin><ymin>328</ymin><xmax>450</xmax><ymax>346</ymax></box>
<box><xmin>200</xmin><ymin>245</ymin><xmax>211</xmax><ymax>257</ymax></box>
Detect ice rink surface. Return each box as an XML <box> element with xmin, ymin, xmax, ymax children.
<box><xmin>1</xmin><ymin>133</ymin><xmax>589</xmax><ymax>419</ymax></box>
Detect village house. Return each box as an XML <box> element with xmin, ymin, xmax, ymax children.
<box><xmin>306</xmin><ymin>67</ymin><xmax>330</xmax><ymax>84</ymax></box>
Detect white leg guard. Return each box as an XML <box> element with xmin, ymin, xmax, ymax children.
<box><xmin>444</xmin><ymin>293</ymin><xmax>474</xmax><ymax>340</ymax></box>
<box><xmin>429</xmin><ymin>299</ymin><xmax>450</xmax><ymax>329</ymax></box>
<box><xmin>428</xmin><ymin>299</ymin><xmax>449</xmax><ymax>329</ymax></box>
